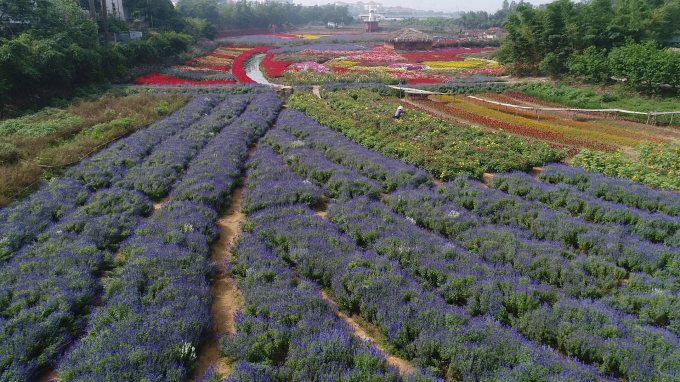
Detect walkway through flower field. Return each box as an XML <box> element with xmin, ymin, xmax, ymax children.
<box><xmin>244</xmin><ymin>53</ymin><xmax>282</xmax><ymax>87</ymax></box>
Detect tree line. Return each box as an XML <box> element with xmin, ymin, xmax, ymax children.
<box><xmin>495</xmin><ymin>0</ymin><xmax>680</xmax><ymax>91</ymax></box>
<box><xmin>175</xmin><ymin>0</ymin><xmax>353</xmax><ymax>30</ymax></box>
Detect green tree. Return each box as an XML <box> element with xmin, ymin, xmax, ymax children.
<box><xmin>176</xmin><ymin>0</ymin><xmax>219</xmax><ymax>25</ymax></box>
<box><xmin>569</xmin><ymin>46</ymin><xmax>611</xmax><ymax>83</ymax></box>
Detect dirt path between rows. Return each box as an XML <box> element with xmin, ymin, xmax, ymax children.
<box><xmin>320</xmin><ymin>291</ymin><xmax>414</xmax><ymax>376</ymax></box>
<box><xmin>153</xmin><ymin>195</ymin><xmax>171</xmax><ymax>211</ymax></box>
<box><xmin>192</xmin><ymin>187</ymin><xmax>245</xmax><ymax>380</ymax></box>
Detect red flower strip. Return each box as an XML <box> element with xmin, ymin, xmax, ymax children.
<box><xmin>418</xmin><ymin>99</ymin><xmax>616</xmax><ymax>152</ymax></box>
<box><xmin>232</xmin><ymin>46</ymin><xmax>274</xmax><ymax>84</ymax></box>
<box><xmin>260</xmin><ymin>53</ymin><xmax>293</xmax><ymax>77</ymax></box>
<box><xmin>407</xmin><ymin>79</ymin><xmax>447</xmax><ymax>85</ymax></box>
<box><xmin>132</xmin><ymin>73</ymin><xmax>236</xmax><ymax>85</ymax></box>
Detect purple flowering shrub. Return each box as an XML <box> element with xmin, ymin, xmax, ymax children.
<box><xmin>170</xmin><ymin>93</ymin><xmax>282</xmax><ymax>211</ymax></box>
<box><xmin>0</xmin><ymin>178</ymin><xmax>91</xmax><ymax>262</ymax></box>
<box><xmin>275</xmin><ymin>109</ymin><xmax>431</xmax><ymax>192</ymax></box>
<box><xmin>492</xmin><ymin>171</ymin><xmax>680</xmax><ymax>245</ymax></box>
<box><xmin>241</xmin><ymin>146</ymin><xmax>322</xmax><ymax>214</ymax></box>
<box><xmin>222</xmin><ymin>231</ymin><xmax>434</xmax><ymax>382</ymax></box>
<box><xmin>115</xmin><ymin>95</ymin><xmax>253</xmax><ymax>200</ymax></box>
<box><xmin>240</xmin><ymin>202</ymin><xmax>605</xmax><ymax>381</ymax></box>
<box><xmin>541</xmin><ymin>164</ymin><xmax>680</xmax><ymax>216</ymax></box>
<box><xmin>67</xmin><ymin>95</ymin><xmax>219</xmax><ymax>190</ymax></box>
<box><xmin>0</xmin><ymin>187</ymin><xmax>153</xmax><ymax>380</ymax></box>
<box><xmin>262</xmin><ymin>129</ymin><xmax>382</xmax><ymax>201</ymax></box>
<box><xmin>56</xmin><ymin>202</ymin><xmax>217</xmax><ymax>381</ymax></box>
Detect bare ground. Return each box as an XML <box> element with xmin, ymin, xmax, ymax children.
<box><xmin>320</xmin><ymin>291</ymin><xmax>414</xmax><ymax>375</ymax></box>
<box><xmin>530</xmin><ymin>166</ymin><xmax>544</xmax><ymax>180</ymax></box>
<box><xmin>153</xmin><ymin>195</ymin><xmax>171</xmax><ymax>211</ymax></box>
<box><xmin>36</xmin><ymin>370</ymin><xmax>58</xmax><ymax>382</ymax></box>
<box><xmin>192</xmin><ymin>187</ymin><xmax>246</xmax><ymax>380</ymax></box>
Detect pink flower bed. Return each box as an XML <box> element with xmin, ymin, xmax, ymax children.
<box><xmin>346</xmin><ymin>52</ymin><xmax>403</xmax><ymax>61</ymax></box>
<box><xmin>289</xmin><ymin>61</ymin><xmax>330</xmax><ymax>73</ymax></box>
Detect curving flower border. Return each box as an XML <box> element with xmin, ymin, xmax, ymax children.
<box><xmin>232</xmin><ymin>46</ymin><xmax>274</xmax><ymax>84</ymax></box>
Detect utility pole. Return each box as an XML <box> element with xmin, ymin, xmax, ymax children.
<box><xmin>102</xmin><ymin>0</ymin><xmax>109</xmax><ymax>43</ymax></box>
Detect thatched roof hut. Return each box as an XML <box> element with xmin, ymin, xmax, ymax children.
<box><xmin>384</xmin><ymin>28</ymin><xmax>433</xmax><ymax>50</ymax></box>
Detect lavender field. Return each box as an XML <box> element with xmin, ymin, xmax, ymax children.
<box><xmin>1</xmin><ymin>87</ymin><xmax>679</xmax><ymax>382</ymax></box>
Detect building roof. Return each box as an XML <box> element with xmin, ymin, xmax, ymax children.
<box><xmin>385</xmin><ymin>27</ymin><xmax>433</xmax><ymax>43</ymax></box>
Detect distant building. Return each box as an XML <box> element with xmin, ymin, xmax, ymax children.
<box><xmin>364</xmin><ymin>8</ymin><xmax>379</xmax><ymax>32</ymax></box>
<box><xmin>384</xmin><ymin>27</ymin><xmax>433</xmax><ymax>50</ymax></box>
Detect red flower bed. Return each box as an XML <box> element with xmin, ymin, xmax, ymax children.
<box><xmin>407</xmin><ymin>79</ymin><xmax>446</xmax><ymax>85</ymax></box>
<box><xmin>231</xmin><ymin>46</ymin><xmax>274</xmax><ymax>83</ymax></box>
<box><xmin>418</xmin><ymin>99</ymin><xmax>616</xmax><ymax>152</ymax></box>
<box><xmin>331</xmin><ymin>67</ymin><xmax>352</xmax><ymax>74</ymax></box>
<box><xmin>260</xmin><ymin>53</ymin><xmax>293</xmax><ymax>77</ymax></box>
<box><xmin>132</xmin><ymin>73</ymin><xmax>236</xmax><ymax>85</ymax></box>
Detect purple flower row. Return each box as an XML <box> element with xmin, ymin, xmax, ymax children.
<box><xmin>234</xmin><ymin>154</ymin><xmax>606</xmax><ymax>381</ymax></box>
<box><xmin>386</xmin><ymin>184</ymin><xmax>680</xmax><ymax>330</ymax></box>
<box><xmin>221</xmin><ymin>232</ymin><xmax>422</xmax><ymax>382</ymax></box>
<box><xmin>275</xmin><ymin>109</ymin><xmax>431</xmax><ymax>192</ymax></box>
<box><xmin>0</xmin><ymin>187</ymin><xmax>153</xmax><ymax>380</ymax></box>
<box><xmin>0</xmin><ymin>178</ymin><xmax>91</xmax><ymax>263</ymax></box>
<box><xmin>115</xmin><ymin>95</ymin><xmax>253</xmax><ymax>200</ymax></box>
<box><xmin>243</xmin><ymin>200</ymin><xmax>605</xmax><ymax>382</ymax></box>
<box><xmin>241</xmin><ymin>145</ymin><xmax>322</xmax><ymax>214</ymax></box>
<box><xmin>170</xmin><ymin>93</ymin><xmax>282</xmax><ymax>211</ymax></box>
<box><xmin>383</xmin><ymin>187</ymin><xmax>680</xmax><ymax>323</ymax></box>
<box><xmin>67</xmin><ymin>95</ymin><xmax>219</xmax><ymax>190</ymax></box>
<box><xmin>542</xmin><ymin>163</ymin><xmax>680</xmax><ymax>216</ymax></box>
<box><xmin>0</xmin><ymin>95</ymin><xmax>219</xmax><ymax>266</ymax></box>
<box><xmin>53</xmin><ymin>91</ymin><xmax>284</xmax><ymax>381</ymax></box>
<box><xmin>262</xmin><ymin>129</ymin><xmax>382</xmax><ymax>201</ymax></box>
<box><xmin>492</xmin><ymin>171</ymin><xmax>680</xmax><ymax>246</ymax></box>
<box><xmin>55</xmin><ymin>202</ymin><xmax>218</xmax><ymax>381</ymax></box>
<box><xmin>439</xmin><ymin>177</ymin><xmax>678</xmax><ymax>280</ymax></box>
<box><xmin>327</xmin><ymin>195</ymin><xmax>680</xmax><ymax>381</ymax></box>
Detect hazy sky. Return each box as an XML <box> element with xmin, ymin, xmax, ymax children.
<box><xmin>295</xmin><ymin>0</ymin><xmax>556</xmax><ymax>13</ymax></box>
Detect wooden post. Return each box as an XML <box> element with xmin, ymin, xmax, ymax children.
<box><xmin>671</xmin><ymin>114</ymin><xmax>675</xmax><ymax>125</ymax></box>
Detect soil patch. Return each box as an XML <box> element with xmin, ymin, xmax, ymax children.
<box><xmin>320</xmin><ymin>291</ymin><xmax>414</xmax><ymax>375</ymax></box>
<box><xmin>153</xmin><ymin>195</ymin><xmax>170</xmax><ymax>211</ymax></box>
<box><xmin>192</xmin><ymin>187</ymin><xmax>246</xmax><ymax>379</ymax></box>
<box><xmin>481</xmin><ymin>173</ymin><xmax>495</xmax><ymax>186</ymax></box>
<box><xmin>36</xmin><ymin>370</ymin><xmax>58</xmax><ymax>382</ymax></box>
<box><xmin>530</xmin><ymin>166</ymin><xmax>543</xmax><ymax>180</ymax></box>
